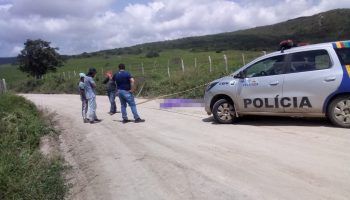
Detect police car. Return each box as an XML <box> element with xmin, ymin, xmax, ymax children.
<box><xmin>204</xmin><ymin>40</ymin><xmax>350</xmax><ymax>128</ymax></box>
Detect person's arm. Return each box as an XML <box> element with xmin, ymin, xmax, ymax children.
<box><xmin>91</xmin><ymin>82</ymin><xmax>96</xmax><ymax>89</ymax></box>
<box><xmin>129</xmin><ymin>78</ymin><xmax>135</xmax><ymax>93</ymax></box>
<box><xmin>90</xmin><ymin>78</ymin><xmax>96</xmax><ymax>89</ymax></box>
<box><xmin>102</xmin><ymin>77</ymin><xmax>109</xmax><ymax>84</ymax></box>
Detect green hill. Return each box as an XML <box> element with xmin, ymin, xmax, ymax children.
<box><xmin>88</xmin><ymin>8</ymin><xmax>350</xmax><ymax>57</ymax></box>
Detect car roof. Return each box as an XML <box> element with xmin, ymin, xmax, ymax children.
<box><xmin>236</xmin><ymin>40</ymin><xmax>349</xmax><ymax>73</ymax></box>
<box><xmin>267</xmin><ymin>41</ymin><xmax>336</xmax><ymax>58</ymax></box>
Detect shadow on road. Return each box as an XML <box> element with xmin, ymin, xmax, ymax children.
<box><xmin>202</xmin><ymin>115</ymin><xmax>335</xmax><ymax>128</ymax></box>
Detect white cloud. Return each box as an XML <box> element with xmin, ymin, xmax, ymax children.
<box><xmin>0</xmin><ymin>0</ymin><xmax>349</xmax><ymax>56</ymax></box>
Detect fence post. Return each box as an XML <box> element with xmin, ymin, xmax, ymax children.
<box><xmin>74</xmin><ymin>70</ymin><xmax>77</xmax><ymax>76</ymax></box>
<box><xmin>141</xmin><ymin>63</ymin><xmax>145</xmax><ymax>76</ymax></box>
<box><xmin>101</xmin><ymin>68</ymin><xmax>104</xmax><ymax>75</ymax></box>
<box><xmin>167</xmin><ymin>60</ymin><xmax>171</xmax><ymax>78</ymax></box>
<box><xmin>0</xmin><ymin>79</ymin><xmax>3</xmax><ymax>94</ymax></box>
<box><xmin>224</xmin><ymin>54</ymin><xmax>228</xmax><ymax>73</ymax></box>
<box><xmin>63</xmin><ymin>72</ymin><xmax>66</xmax><ymax>79</ymax></box>
<box><xmin>194</xmin><ymin>57</ymin><xmax>197</xmax><ymax>68</ymax></box>
<box><xmin>181</xmin><ymin>58</ymin><xmax>185</xmax><ymax>73</ymax></box>
<box><xmin>242</xmin><ymin>53</ymin><xmax>246</xmax><ymax>66</ymax></box>
<box><xmin>2</xmin><ymin>79</ymin><xmax>7</xmax><ymax>93</ymax></box>
<box><xmin>208</xmin><ymin>56</ymin><xmax>212</xmax><ymax>73</ymax></box>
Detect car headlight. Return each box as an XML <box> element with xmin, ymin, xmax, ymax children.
<box><xmin>206</xmin><ymin>82</ymin><xmax>219</xmax><ymax>92</ymax></box>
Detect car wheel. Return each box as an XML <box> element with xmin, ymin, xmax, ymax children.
<box><xmin>212</xmin><ymin>99</ymin><xmax>236</xmax><ymax>124</ymax></box>
<box><xmin>328</xmin><ymin>96</ymin><xmax>350</xmax><ymax>128</ymax></box>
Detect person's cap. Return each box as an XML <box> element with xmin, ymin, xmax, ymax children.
<box><xmin>89</xmin><ymin>68</ymin><xmax>97</xmax><ymax>73</ymax></box>
<box><xmin>79</xmin><ymin>73</ymin><xmax>86</xmax><ymax>78</ymax></box>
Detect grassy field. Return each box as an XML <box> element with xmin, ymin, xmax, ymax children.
<box><xmin>0</xmin><ymin>93</ymin><xmax>67</xmax><ymax>199</ymax></box>
<box><xmin>0</xmin><ymin>49</ymin><xmax>262</xmax><ymax>98</ymax></box>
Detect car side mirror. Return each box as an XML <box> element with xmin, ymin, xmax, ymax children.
<box><xmin>234</xmin><ymin>71</ymin><xmax>245</xmax><ymax>79</ymax></box>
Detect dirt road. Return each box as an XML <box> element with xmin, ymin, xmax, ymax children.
<box><xmin>23</xmin><ymin>94</ymin><xmax>350</xmax><ymax>200</ymax></box>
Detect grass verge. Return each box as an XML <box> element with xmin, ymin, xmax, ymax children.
<box><xmin>0</xmin><ymin>93</ymin><xmax>67</xmax><ymax>200</ymax></box>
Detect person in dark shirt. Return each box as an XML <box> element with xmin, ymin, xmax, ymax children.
<box><xmin>113</xmin><ymin>64</ymin><xmax>145</xmax><ymax>123</ymax></box>
<box><xmin>103</xmin><ymin>70</ymin><xmax>118</xmax><ymax>115</ymax></box>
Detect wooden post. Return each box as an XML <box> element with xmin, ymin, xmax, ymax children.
<box><xmin>101</xmin><ymin>68</ymin><xmax>104</xmax><ymax>75</ymax></box>
<box><xmin>74</xmin><ymin>70</ymin><xmax>76</xmax><ymax>76</ymax></box>
<box><xmin>141</xmin><ymin>63</ymin><xmax>145</xmax><ymax>76</ymax></box>
<box><xmin>194</xmin><ymin>57</ymin><xmax>197</xmax><ymax>68</ymax></box>
<box><xmin>0</xmin><ymin>79</ymin><xmax>4</xmax><ymax>94</ymax></box>
<box><xmin>181</xmin><ymin>58</ymin><xmax>185</xmax><ymax>73</ymax></box>
<box><xmin>242</xmin><ymin>53</ymin><xmax>246</xmax><ymax>66</ymax></box>
<box><xmin>2</xmin><ymin>79</ymin><xmax>7</xmax><ymax>93</ymax></box>
<box><xmin>208</xmin><ymin>56</ymin><xmax>212</xmax><ymax>73</ymax></box>
<box><xmin>224</xmin><ymin>54</ymin><xmax>228</xmax><ymax>73</ymax></box>
<box><xmin>63</xmin><ymin>72</ymin><xmax>66</xmax><ymax>79</ymax></box>
<box><xmin>167</xmin><ymin>60</ymin><xmax>170</xmax><ymax>78</ymax></box>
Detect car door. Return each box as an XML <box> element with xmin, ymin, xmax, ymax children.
<box><xmin>282</xmin><ymin>48</ymin><xmax>342</xmax><ymax>113</ymax></box>
<box><xmin>235</xmin><ymin>55</ymin><xmax>286</xmax><ymax>113</ymax></box>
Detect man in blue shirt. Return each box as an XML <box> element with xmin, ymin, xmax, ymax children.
<box><xmin>113</xmin><ymin>64</ymin><xmax>145</xmax><ymax>123</ymax></box>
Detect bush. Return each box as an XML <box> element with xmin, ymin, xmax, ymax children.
<box><xmin>145</xmin><ymin>51</ymin><xmax>160</xmax><ymax>58</ymax></box>
<box><xmin>0</xmin><ymin>94</ymin><xmax>67</xmax><ymax>199</ymax></box>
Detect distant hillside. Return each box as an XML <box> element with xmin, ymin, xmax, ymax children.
<box><xmin>86</xmin><ymin>9</ymin><xmax>350</xmax><ymax>57</ymax></box>
<box><xmin>0</xmin><ymin>57</ymin><xmax>16</xmax><ymax>65</ymax></box>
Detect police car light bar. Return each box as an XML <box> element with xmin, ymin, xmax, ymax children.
<box><xmin>279</xmin><ymin>39</ymin><xmax>294</xmax><ymax>53</ymax></box>
<box><xmin>279</xmin><ymin>40</ymin><xmax>310</xmax><ymax>53</ymax></box>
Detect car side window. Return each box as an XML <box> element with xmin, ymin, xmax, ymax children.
<box><xmin>336</xmin><ymin>48</ymin><xmax>350</xmax><ymax>65</ymax></box>
<box><xmin>288</xmin><ymin>50</ymin><xmax>331</xmax><ymax>73</ymax></box>
<box><xmin>244</xmin><ymin>55</ymin><xmax>285</xmax><ymax>78</ymax></box>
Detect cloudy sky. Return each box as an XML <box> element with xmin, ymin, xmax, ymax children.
<box><xmin>0</xmin><ymin>0</ymin><xmax>349</xmax><ymax>57</ymax></box>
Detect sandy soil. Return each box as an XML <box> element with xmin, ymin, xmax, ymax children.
<box><xmin>23</xmin><ymin>94</ymin><xmax>350</xmax><ymax>200</ymax></box>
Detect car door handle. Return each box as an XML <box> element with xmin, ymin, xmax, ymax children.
<box><xmin>269</xmin><ymin>81</ymin><xmax>279</xmax><ymax>86</ymax></box>
<box><xmin>324</xmin><ymin>77</ymin><xmax>336</xmax><ymax>82</ymax></box>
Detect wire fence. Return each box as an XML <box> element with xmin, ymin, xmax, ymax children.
<box><xmin>44</xmin><ymin>53</ymin><xmax>259</xmax><ymax>81</ymax></box>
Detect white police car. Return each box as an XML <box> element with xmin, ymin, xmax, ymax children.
<box><xmin>204</xmin><ymin>40</ymin><xmax>350</xmax><ymax>128</ymax></box>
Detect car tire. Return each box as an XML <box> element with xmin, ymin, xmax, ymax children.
<box><xmin>327</xmin><ymin>96</ymin><xmax>350</xmax><ymax>128</ymax></box>
<box><xmin>212</xmin><ymin>99</ymin><xmax>236</xmax><ymax>124</ymax></box>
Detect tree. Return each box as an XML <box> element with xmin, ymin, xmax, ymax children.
<box><xmin>145</xmin><ymin>50</ymin><xmax>160</xmax><ymax>58</ymax></box>
<box><xmin>17</xmin><ymin>39</ymin><xmax>63</xmax><ymax>78</ymax></box>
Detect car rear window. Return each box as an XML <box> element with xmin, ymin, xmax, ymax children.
<box><xmin>336</xmin><ymin>48</ymin><xmax>350</xmax><ymax>65</ymax></box>
<box><xmin>288</xmin><ymin>50</ymin><xmax>331</xmax><ymax>73</ymax></box>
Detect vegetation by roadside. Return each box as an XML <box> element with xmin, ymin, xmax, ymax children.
<box><xmin>0</xmin><ymin>93</ymin><xmax>67</xmax><ymax>200</ymax></box>
<box><xmin>1</xmin><ymin>49</ymin><xmax>260</xmax><ymax>98</ymax></box>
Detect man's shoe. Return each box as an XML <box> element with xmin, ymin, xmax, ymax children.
<box><xmin>135</xmin><ymin>118</ymin><xmax>145</xmax><ymax>123</ymax></box>
<box><xmin>122</xmin><ymin>119</ymin><xmax>130</xmax><ymax>124</ymax></box>
<box><xmin>95</xmin><ymin>119</ymin><xmax>102</xmax><ymax>122</ymax></box>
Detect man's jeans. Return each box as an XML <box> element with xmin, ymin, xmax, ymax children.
<box><xmin>87</xmin><ymin>97</ymin><xmax>97</xmax><ymax>121</ymax></box>
<box><xmin>118</xmin><ymin>90</ymin><xmax>140</xmax><ymax>120</ymax></box>
<box><xmin>107</xmin><ymin>90</ymin><xmax>117</xmax><ymax>113</ymax></box>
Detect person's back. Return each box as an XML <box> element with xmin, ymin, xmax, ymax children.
<box><xmin>114</xmin><ymin>70</ymin><xmax>132</xmax><ymax>91</ymax></box>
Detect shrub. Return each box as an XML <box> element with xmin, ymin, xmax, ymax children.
<box><xmin>0</xmin><ymin>94</ymin><xmax>67</xmax><ymax>199</ymax></box>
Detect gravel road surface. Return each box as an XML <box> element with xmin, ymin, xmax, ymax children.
<box><xmin>23</xmin><ymin>94</ymin><xmax>350</xmax><ymax>200</ymax></box>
